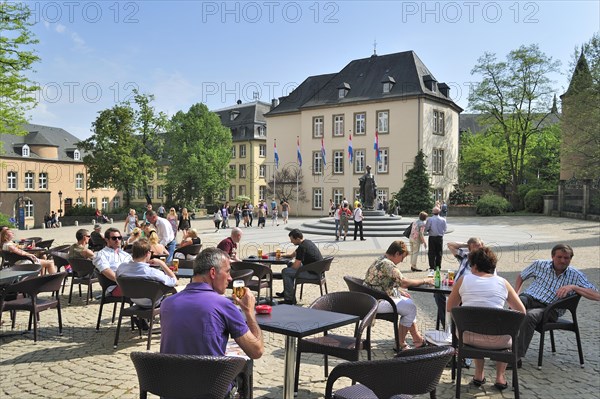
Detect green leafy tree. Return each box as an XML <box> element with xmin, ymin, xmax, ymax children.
<box><xmin>468</xmin><ymin>44</ymin><xmax>560</xmax><ymax>208</ymax></box>
<box><xmin>164</xmin><ymin>103</ymin><xmax>233</xmax><ymax>207</ymax></box>
<box><xmin>0</xmin><ymin>2</ymin><xmax>40</xmax><ymax>138</ymax></box>
<box><xmin>78</xmin><ymin>91</ymin><xmax>167</xmax><ymax>206</ymax></box>
<box><xmin>561</xmin><ymin>33</ymin><xmax>600</xmax><ymax>179</ymax></box>
<box><xmin>395</xmin><ymin>150</ymin><xmax>434</xmax><ymax>215</ymax></box>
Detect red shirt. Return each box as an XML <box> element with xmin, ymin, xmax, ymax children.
<box><xmin>217</xmin><ymin>237</ymin><xmax>237</xmax><ymax>257</ymax></box>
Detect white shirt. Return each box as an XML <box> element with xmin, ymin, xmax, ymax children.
<box><xmin>153</xmin><ymin>216</ymin><xmax>175</xmax><ymax>246</ymax></box>
<box><xmin>353</xmin><ymin>208</ymin><xmax>364</xmax><ymax>222</ymax></box>
<box><xmin>93</xmin><ymin>246</ymin><xmax>132</xmax><ymax>274</ymax></box>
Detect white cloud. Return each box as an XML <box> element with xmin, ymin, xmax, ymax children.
<box><xmin>55</xmin><ymin>24</ymin><xmax>66</xmax><ymax>33</ymax></box>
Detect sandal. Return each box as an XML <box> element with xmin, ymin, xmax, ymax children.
<box><xmin>413</xmin><ymin>341</ymin><xmax>427</xmax><ymax>349</ymax></box>
<box><xmin>494</xmin><ymin>381</ymin><xmax>508</xmax><ymax>390</ymax></box>
<box><xmin>399</xmin><ymin>343</ymin><xmax>412</xmax><ymax>351</ymax></box>
<box><xmin>472</xmin><ymin>377</ymin><xmax>486</xmax><ymax>387</ymax></box>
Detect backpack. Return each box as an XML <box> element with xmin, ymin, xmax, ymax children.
<box><xmin>403</xmin><ymin>222</ymin><xmax>413</xmax><ymax>238</ymax></box>
<box><xmin>340</xmin><ymin>209</ymin><xmax>348</xmax><ymax>223</ymax></box>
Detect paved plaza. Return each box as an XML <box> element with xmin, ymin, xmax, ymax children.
<box><xmin>1</xmin><ymin>215</ymin><xmax>599</xmax><ymax>398</ymax></box>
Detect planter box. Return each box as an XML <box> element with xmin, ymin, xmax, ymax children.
<box><xmin>448</xmin><ymin>206</ymin><xmax>477</xmax><ymax>217</ymax></box>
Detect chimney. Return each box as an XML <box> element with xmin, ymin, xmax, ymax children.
<box><xmin>271</xmin><ymin>98</ymin><xmax>279</xmax><ymax>109</ymax></box>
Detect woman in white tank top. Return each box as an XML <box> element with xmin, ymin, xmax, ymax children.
<box><xmin>447</xmin><ymin>247</ymin><xmax>525</xmax><ymax>390</ymax></box>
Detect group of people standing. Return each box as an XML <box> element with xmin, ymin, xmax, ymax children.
<box><xmin>213</xmin><ymin>198</ymin><xmax>291</xmax><ymax>232</ymax></box>
<box><xmin>331</xmin><ymin>198</ymin><xmax>366</xmax><ymax>241</ymax></box>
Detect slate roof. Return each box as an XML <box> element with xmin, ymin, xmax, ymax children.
<box><xmin>0</xmin><ymin>123</ymin><xmax>83</xmax><ymax>162</ymax></box>
<box><xmin>266</xmin><ymin>51</ymin><xmax>462</xmax><ymax>116</ymax></box>
<box><xmin>213</xmin><ymin>101</ymin><xmax>271</xmax><ymax>141</ymax></box>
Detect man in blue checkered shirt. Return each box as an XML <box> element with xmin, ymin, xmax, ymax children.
<box><xmin>515</xmin><ymin>244</ymin><xmax>599</xmax><ymax>362</ymax></box>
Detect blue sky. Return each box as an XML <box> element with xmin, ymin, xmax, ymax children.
<box><xmin>24</xmin><ymin>0</ymin><xmax>600</xmax><ymax>139</ymax></box>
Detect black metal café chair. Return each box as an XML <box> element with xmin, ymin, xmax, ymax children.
<box><xmin>293</xmin><ymin>256</ymin><xmax>333</xmax><ymax>300</ymax></box>
<box><xmin>231</xmin><ymin>261</ymin><xmax>273</xmax><ymax>304</ymax></box>
<box><xmin>130</xmin><ymin>351</ymin><xmax>252</xmax><ymax>399</ymax></box>
<box><xmin>451</xmin><ymin>306</ymin><xmax>525</xmax><ymax>399</ymax></box>
<box><xmin>344</xmin><ymin>275</ymin><xmax>401</xmax><ymax>351</ymax></box>
<box><xmin>535</xmin><ymin>294</ymin><xmax>584</xmax><ymax>369</ymax></box>
<box><xmin>67</xmin><ymin>258</ymin><xmax>98</xmax><ymax>305</ymax></box>
<box><xmin>113</xmin><ymin>276</ymin><xmax>177</xmax><ymax>350</ymax></box>
<box><xmin>295</xmin><ymin>291</ymin><xmax>378</xmax><ymax>394</ymax></box>
<box><xmin>325</xmin><ymin>346</ymin><xmax>454</xmax><ymax>399</ymax></box>
<box><xmin>1</xmin><ymin>272</ymin><xmax>67</xmax><ymax>342</ymax></box>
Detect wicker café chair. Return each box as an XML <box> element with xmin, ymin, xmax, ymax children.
<box><xmin>295</xmin><ymin>291</ymin><xmax>378</xmax><ymax>394</ymax></box>
<box><xmin>293</xmin><ymin>256</ymin><xmax>334</xmax><ymax>300</ymax></box>
<box><xmin>1</xmin><ymin>272</ymin><xmax>67</xmax><ymax>342</ymax></box>
<box><xmin>49</xmin><ymin>253</ymin><xmax>71</xmax><ymax>294</ymax></box>
<box><xmin>232</xmin><ymin>261</ymin><xmax>273</xmax><ymax>303</ymax></box>
<box><xmin>452</xmin><ymin>307</ymin><xmax>525</xmax><ymax>399</ymax></box>
<box><xmin>36</xmin><ymin>239</ymin><xmax>55</xmax><ymax>250</ymax></box>
<box><xmin>96</xmin><ymin>273</ymin><xmax>131</xmax><ymax>331</ymax></box>
<box><xmin>344</xmin><ymin>275</ymin><xmax>400</xmax><ymax>351</ymax></box>
<box><xmin>67</xmin><ymin>258</ymin><xmax>98</xmax><ymax>305</ymax></box>
<box><xmin>325</xmin><ymin>345</ymin><xmax>454</xmax><ymax>399</ymax></box>
<box><xmin>173</xmin><ymin>243</ymin><xmax>202</xmax><ymax>259</ymax></box>
<box><xmin>227</xmin><ymin>269</ymin><xmax>254</xmax><ymax>290</ymax></box>
<box><xmin>130</xmin><ymin>351</ymin><xmax>252</xmax><ymax>399</ymax></box>
<box><xmin>535</xmin><ymin>294</ymin><xmax>584</xmax><ymax>369</ymax></box>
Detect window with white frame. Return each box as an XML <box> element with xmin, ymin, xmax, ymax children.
<box><xmin>75</xmin><ymin>197</ymin><xmax>83</xmax><ymax>207</ymax></box>
<box><xmin>231</xmin><ymin>146</ymin><xmax>236</xmax><ymax>158</ymax></box>
<box><xmin>354</xmin><ymin>113</ymin><xmax>366</xmax><ymax>135</ymax></box>
<box><xmin>259</xmin><ymin>186</ymin><xmax>266</xmax><ymax>201</ymax></box>
<box><xmin>312</xmin><ymin>188</ymin><xmax>323</xmax><ymax>210</ymax></box>
<box><xmin>432</xmin><ymin>188</ymin><xmax>444</xmax><ymax>203</ymax></box>
<box><xmin>24</xmin><ymin>199</ymin><xmax>33</xmax><ymax>217</ymax></box>
<box><xmin>74</xmin><ymin>149</ymin><xmax>81</xmax><ymax>160</ymax></box>
<box><xmin>239</xmin><ymin>164</ymin><xmax>247</xmax><ymax>178</ymax></box>
<box><xmin>101</xmin><ymin>197</ymin><xmax>109</xmax><ymax>211</ymax></box>
<box><xmin>239</xmin><ymin>144</ymin><xmax>247</xmax><ymax>158</ymax></box>
<box><xmin>333</xmin><ymin>150</ymin><xmax>344</xmax><ymax>174</ymax></box>
<box><xmin>229</xmin><ymin>185</ymin><xmax>236</xmax><ymax>200</ymax></box>
<box><xmin>113</xmin><ymin>196</ymin><xmax>120</xmax><ymax>209</ymax></box>
<box><xmin>25</xmin><ymin>172</ymin><xmax>34</xmax><ymax>189</ymax></box>
<box><xmin>432</xmin><ymin>148</ymin><xmax>444</xmax><ymax>175</ymax></box>
<box><xmin>259</xmin><ymin>144</ymin><xmax>266</xmax><ymax>157</ymax></box>
<box><xmin>377</xmin><ymin>148</ymin><xmax>389</xmax><ymax>173</ymax></box>
<box><xmin>38</xmin><ymin>173</ymin><xmax>48</xmax><ymax>189</ymax></box>
<box><xmin>354</xmin><ymin>149</ymin><xmax>365</xmax><ymax>174</ymax></box>
<box><xmin>147</xmin><ymin>186</ymin><xmax>154</xmax><ymax>199</ymax></box>
<box><xmin>229</xmin><ymin>165</ymin><xmax>236</xmax><ymax>179</ymax></box>
<box><xmin>433</xmin><ymin>110</ymin><xmax>445</xmax><ymax>135</ymax></box>
<box><xmin>75</xmin><ymin>173</ymin><xmax>83</xmax><ymax>189</ymax></box>
<box><xmin>90</xmin><ymin>198</ymin><xmax>97</xmax><ymax>209</ymax></box>
<box><xmin>22</xmin><ymin>144</ymin><xmax>30</xmax><ymax>157</ymax></box>
<box><xmin>313</xmin><ymin>116</ymin><xmax>324</xmax><ymax>137</ymax></box>
<box><xmin>333</xmin><ymin>188</ymin><xmax>344</xmax><ymax>206</ymax></box>
<box><xmin>259</xmin><ymin>165</ymin><xmax>266</xmax><ymax>178</ymax></box>
<box><xmin>239</xmin><ymin>185</ymin><xmax>246</xmax><ymax>196</ymax></box>
<box><xmin>257</xmin><ymin>126</ymin><xmax>266</xmax><ymax>137</ymax></box>
<box><xmin>333</xmin><ymin>115</ymin><xmax>344</xmax><ymax>136</ymax></box>
<box><xmin>157</xmin><ymin>186</ymin><xmax>163</xmax><ymax>199</ymax></box>
<box><xmin>312</xmin><ymin>151</ymin><xmax>323</xmax><ymax>175</ymax></box>
<box><xmin>376</xmin><ymin>189</ymin><xmax>389</xmax><ymax>202</ymax></box>
<box><xmin>7</xmin><ymin>171</ymin><xmax>17</xmax><ymax>189</ymax></box>
<box><xmin>377</xmin><ymin>110</ymin><xmax>389</xmax><ymax>133</ymax></box>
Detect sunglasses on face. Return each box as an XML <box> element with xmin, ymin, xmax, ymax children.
<box><xmin>109</xmin><ymin>236</ymin><xmax>123</xmax><ymax>241</ymax></box>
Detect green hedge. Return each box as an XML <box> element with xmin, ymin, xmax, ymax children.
<box><xmin>523</xmin><ymin>189</ymin><xmax>554</xmax><ymax>213</ymax></box>
<box><xmin>476</xmin><ymin>194</ymin><xmax>510</xmax><ymax>216</ymax></box>
<box><xmin>0</xmin><ymin>212</ymin><xmax>16</xmax><ymax>228</ymax></box>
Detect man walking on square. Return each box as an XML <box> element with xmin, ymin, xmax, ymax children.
<box><xmin>425</xmin><ymin>206</ymin><xmax>447</xmax><ymax>270</ymax></box>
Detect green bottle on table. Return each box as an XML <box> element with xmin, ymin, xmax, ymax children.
<box><xmin>434</xmin><ymin>267</ymin><xmax>441</xmax><ymax>288</ymax></box>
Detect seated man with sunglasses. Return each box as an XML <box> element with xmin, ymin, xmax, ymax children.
<box><xmin>93</xmin><ymin>227</ymin><xmax>132</xmax><ymax>297</ymax></box>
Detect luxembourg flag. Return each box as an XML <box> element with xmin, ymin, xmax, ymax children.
<box><xmin>321</xmin><ymin>137</ymin><xmax>327</xmax><ymax>167</ymax></box>
<box><xmin>274</xmin><ymin>139</ymin><xmax>279</xmax><ymax>169</ymax></box>
<box><xmin>374</xmin><ymin>130</ymin><xmax>381</xmax><ymax>163</ymax></box>
<box><xmin>348</xmin><ymin>134</ymin><xmax>353</xmax><ymax>164</ymax></box>
<box><xmin>296</xmin><ymin>137</ymin><xmax>302</xmax><ymax>167</ymax></box>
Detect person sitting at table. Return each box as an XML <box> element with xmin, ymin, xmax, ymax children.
<box><xmin>126</xmin><ymin>227</ymin><xmax>142</xmax><ymax>245</ymax></box>
<box><xmin>447</xmin><ymin>247</ymin><xmax>525</xmax><ymax>390</ymax></box>
<box><xmin>116</xmin><ymin>238</ymin><xmax>177</xmax><ymax>308</ymax></box>
<box><xmin>277</xmin><ymin>229</ymin><xmax>323</xmax><ymax>305</ymax></box>
<box><xmin>217</xmin><ymin>227</ymin><xmax>242</xmax><ymax>262</ymax></box>
<box><xmin>89</xmin><ymin>224</ymin><xmax>106</xmax><ymax>252</ymax></box>
<box><xmin>92</xmin><ymin>227</ymin><xmax>132</xmax><ymax>297</ymax></box>
<box><xmin>67</xmin><ymin>229</ymin><xmax>95</xmax><ymax>260</ymax></box>
<box><xmin>363</xmin><ymin>240</ymin><xmax>433</xmax><ymax>350</ymax></box>
<box><xmin>179</xmin><ymin>228</ymin><xmax>201</xmax><ymax>248</ymax></box>
<box><xmin>147</xmin><ymin>229</ymin><xmax>169</xmax><ymax>258</ymax></box>
<box><xmin>434</xmin><ymin>237</ymin><xmax>484</xmax><ymax>330</ymax></box>
<box><xmin>160</xmin><ymin>247</ymin><xmax>263</xmax><ymax>360</ymax></box>
<box><xmin>514</xmin><ymin>244</ymin><xmax>599</xmax><ymax>367</ymax></box>
<box><xmin>1</xmin><ymin>228</ymin><xmax>57</xmax><ymax>274</ymax></box>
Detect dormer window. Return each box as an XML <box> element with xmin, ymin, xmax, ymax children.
<box><xmin>74</xmin><ymin>149</ymin><xmax>81</xmax><ymax>160</ymax></box>
<box><xmin>338</xmin><ymin>82</ymin><xmax>351</xmax><ymax>99</ymax></box>
<box><xmin>257</xmin><ymin>126</ymin><xmax>266</xmax><ymax>137</ymax></box>
<box><xmin>230</xmin><ymin>111</ymin><xmax>240</xmax><ymax>121</ymax></box>
<box><xmin>382</xmin><ymin>76</ymin><xmax>396</xmax><ymax>93</ymax></box>
<box><xmin>423</xmin><ymin>74</ymin><xmax>437</xmax><ymax>92</ymax></box>
<box><xmin>22</xmin><ymin>144</ymin><xmax>30</xmax><ymax>157</ymax></box>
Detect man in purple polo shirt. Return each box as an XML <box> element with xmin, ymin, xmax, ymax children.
<box><xmin>159</xmin><ymin>247</ymin><xmax>263</xmax><ymax>359</ymax></box>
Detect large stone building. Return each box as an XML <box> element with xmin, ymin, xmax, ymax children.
<box><xmin>265</xmin><ymin>51</ymin><xmax>462</xmax><ymax>215</ymax></box>
<box><xmin>0</xmin><ymin>124</ymin><xmax>120</xmax><ymax>228</ymax></box>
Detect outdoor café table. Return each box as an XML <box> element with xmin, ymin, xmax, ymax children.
<box><xmin>243</xmin><ymin>256</ymin><xmax>291</xmax><ymax>280</ymax></box>
<box><xmin>174</xmin><ymin>268</ymin><xmax>193</xmax><ymax>281</ymax></box>
<box><xmin>0</xmin><ymin>269</ymin><xmax>40</xmax><ymax>286</ymax></box>
<box><xmin>255</xmin><ymin>304</ymin><xmax>360</xmax><ymax>399</ymax></box>
<box><xmin>23</xmin><ymin>247</ymin><xmax>48</xmax><ymax>257</ymax></box>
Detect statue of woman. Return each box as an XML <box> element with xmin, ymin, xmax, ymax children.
<box><xmin>359</xmin><ymin>165</ymin><xmax>377</xmax><ymax>209</ymax></box>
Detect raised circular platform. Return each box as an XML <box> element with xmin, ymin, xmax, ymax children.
<box><xmin>293</xmin><ymin>210</ymin><xmax>412</xmax><ymax>237</ymax></box>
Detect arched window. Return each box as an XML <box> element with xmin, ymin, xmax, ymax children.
<box><xmin>22</xmin><ymin>144</ymin><xmax>30</xmax><ymax>157</ymax></box>
<box><xmin>74</xmin><ymin>149</ymin><xmax>81</xmax><ymax>160</ymax></box>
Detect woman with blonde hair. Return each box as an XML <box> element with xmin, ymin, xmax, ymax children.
<box><xmin>167</xmin><ymin>207</ymin><xmax>178</xmax><ymax>236</ymax></box>
<box><xmin>124</xmin><ymin>208</ymin><xmax>139</xmax><ymax>234</ymax></box>
<box><xmin>127</xmin><ymin>227</ymin><xmax>142</xmax><ymax>245</ymax></box>
<box><xmin>178</xmin><ymin>208</ymin><xmax>191</xmax><ymax>237</ymax></box>
<box><xmin>179</xmin><ymin>228</ymin><xmax>201</xmax><ymax>248</ymax></box>
<box><xmin>147</xmin><ymin>229</ymin><xmax>169</xmax><ymax>257</ymax></box>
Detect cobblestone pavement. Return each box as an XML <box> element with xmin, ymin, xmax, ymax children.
<box><xmin>1</xmin><ymin>216</ymin><xmax>599</xmax><ymax>398</ymax></box>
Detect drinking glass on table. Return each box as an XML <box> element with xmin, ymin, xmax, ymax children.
<box><xmin>233</xmin><ymin>280</ymin><xmax>245</xmax><ymax>299</ymax></box>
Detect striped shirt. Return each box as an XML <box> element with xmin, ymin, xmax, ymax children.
<box><xmin>521</xmin><ymin>260</ymin><xmax>597</xmax><ymax>306</ymax></box>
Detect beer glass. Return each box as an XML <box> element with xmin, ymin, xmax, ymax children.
<box><xmin>233</xmin><ymin>280</ymin><xmax>245</xmax><ymax>299</ymax></box>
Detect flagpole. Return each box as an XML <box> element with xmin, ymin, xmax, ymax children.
<box><xmin>296</xmin><ymin>136</ymin><xmax>300</xmax><ymax>218</ymax></box>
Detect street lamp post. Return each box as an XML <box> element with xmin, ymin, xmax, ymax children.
<box><xmin>58</xmin><ymin>190</ymin><xmax>63</xmax><ymax>217</ymax></box>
